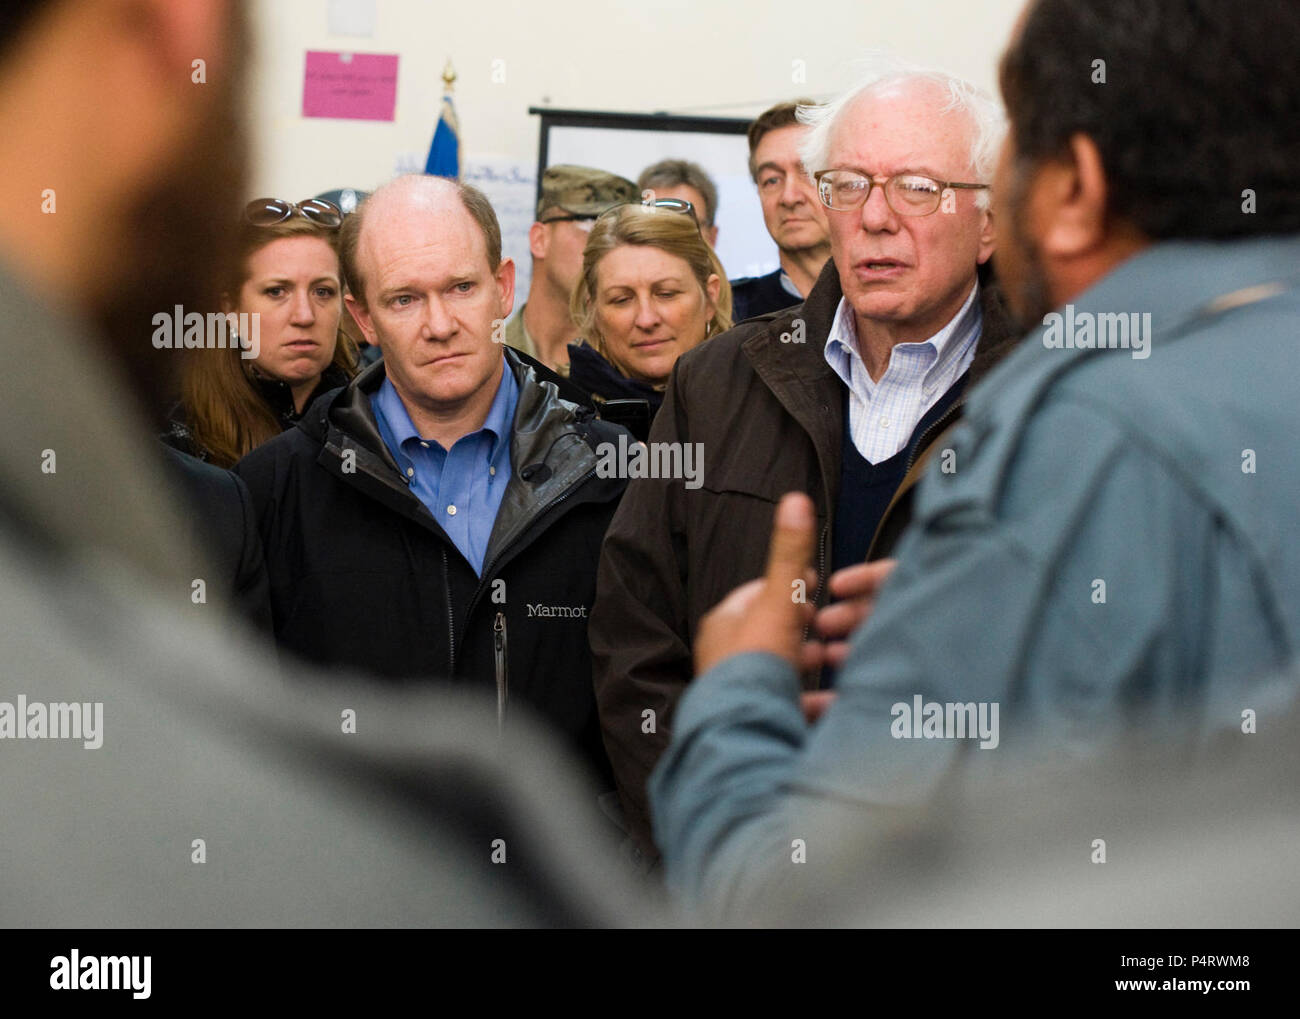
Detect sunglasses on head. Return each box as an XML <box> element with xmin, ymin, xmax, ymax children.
<box><xmin>244</xmin><ymin>197</ymin><xmax>343</xmax><ymax>229</ymax></box>
<box><xmin>595</xmin><ymin>197</ymin><xmax>699</xmax><ymax>226</ymax></box>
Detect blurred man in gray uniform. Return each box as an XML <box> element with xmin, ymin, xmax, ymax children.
<box><xmin>0</xmin><ymin>0</ymin><xmax>645</xmax><ymax>928</ymax></box>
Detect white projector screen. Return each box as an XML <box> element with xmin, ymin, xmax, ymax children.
<box><xmin>537</xmin><ymin>110</ymin><xmax>779</xmax><ymax>283</ymax></box>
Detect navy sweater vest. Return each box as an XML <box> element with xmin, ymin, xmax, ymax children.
<box><xmin>831</xmin><ymin>372</ymin><xmax>968</xmax><ymax>573</ymax></box>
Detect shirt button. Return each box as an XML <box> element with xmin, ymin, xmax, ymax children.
<box><xmin>447</xmin><ymin>505</ymin><xmax>457</xmax><ymax>516</ymax></box>
<box><xmin>420</xmin><ymin>441</ymin><xmax>429</xmax><ymax>449</ymax></box>
<box><xmin>489</xmin><ymin>466</ymin><xmax>496</xmax><ymax>476</ymax></box>
<box><xmin>405</xmin><ymin>467</ymin><xmax>414</xmax><ymax>477</ymax></box>
<box><xmin>880</xmin><ymin>418</ymin><xmax>890</xmax><ymax>428</ymax></box>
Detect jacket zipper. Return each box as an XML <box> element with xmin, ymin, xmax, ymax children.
<box><xmin>457</xmin><ymin>468</ymin><xmax>600</xmax><ymax>687</ymax></box>
<box><xmin>493</xmin><ymin>612</ymin><xmax>508</xmax><ymax>729</ymax></box>
<box><xmin>815</xmin><ymin>523</ymin><xmax>828</xmax><ymax>605</ymax></box>
<box><xmin>441</xmin><ymin>548</ymin><xmax>456</xmax><ymax>678</ymax></box>
<box><xmin>902</xmin><ymin>398</ymin><xmax>964</xmax><ymax>476</ymax></box>
<box><xmin>801</xmin><ymin>403</ymin><xmax>832</xmax><ymax>683</ymax></box>
<box><xmin>800</xmin><ymin>516</ymin><xmax>830</xmax><ymax>689</ymax></box>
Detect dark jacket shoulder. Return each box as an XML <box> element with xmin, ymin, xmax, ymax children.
<box><xmin>729</xmin><ymin>267</ymin><xmax>802</xmax><ymax>323</ymax></box>
<box><xmin>566</xmin><ymin>341</ymin><xmax>662</xmax><ymax>443</ymax></box>
<box><xmin>160</xmin><ymin>444</ymin><xmax>273</xmax><ymax>629</ymax></box>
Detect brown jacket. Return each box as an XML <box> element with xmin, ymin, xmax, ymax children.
<box><xmin>589</xmin><ymin>258</ymin><xmax>1020</xmax><ymax>858</ymax></box>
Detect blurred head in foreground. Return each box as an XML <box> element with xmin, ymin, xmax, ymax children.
<box><xmin>0</xmin><ymin>0</ymin><xmax>250</xmax><ymax>417</ymax></box>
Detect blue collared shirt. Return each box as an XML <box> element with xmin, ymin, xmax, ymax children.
<box><xmin>371</xmin><ymin>365</ymin><xmax>518</xmax><ymax>576</ymax></box>
<box><xmin>823</xmin><ymin>282</ymin><xmax>982</xmax><ymax>465</ymax></box>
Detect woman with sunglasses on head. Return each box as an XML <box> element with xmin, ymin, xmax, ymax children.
<box><xmin>567</xmin><ymin>199</ymin><xmax>731</xmax><ymax>442</ymax></box>
<box><xmin>163</xmin><ymin>198</ymin><xmax>358</xmax><ymax>467</ymax></box>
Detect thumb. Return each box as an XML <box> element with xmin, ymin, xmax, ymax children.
<box><xmin>764</xmin><ymin>492</ymin><xmax>817</xmax><ymax>595</ymax></box>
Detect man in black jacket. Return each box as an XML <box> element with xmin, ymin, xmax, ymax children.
<box><xmin>236</xmin><ymin>175</ymin><xmax>630</xmax><ymax>782</ymax></box>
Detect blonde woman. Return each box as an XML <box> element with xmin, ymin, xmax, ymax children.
<box><xmin>568</xmin><ymin>199</ymin><xmax>731</xmax><ymax>440</ymax></box>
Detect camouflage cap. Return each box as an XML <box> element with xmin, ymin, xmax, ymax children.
<box><xmin>537</xmin><ymin>164</ymin><xmax>638</xmax><ymax>219</ymax></box>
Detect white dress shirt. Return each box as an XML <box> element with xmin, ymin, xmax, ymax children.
<box><xmin>823</xmin><ymin>282</ymin><xmax>983</xmax><ymax>464</ymax></box>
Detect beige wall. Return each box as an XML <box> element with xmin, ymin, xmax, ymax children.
<box><xmin>245</xmin><ymin>0</ymin><xmax>1028</xmax><ymax>200</ymax></box>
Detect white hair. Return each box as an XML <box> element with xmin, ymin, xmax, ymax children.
<box><xmin>798</xmin><ymin>54</ymin><xmax>1006</xmax><ymax>210</ymax></box>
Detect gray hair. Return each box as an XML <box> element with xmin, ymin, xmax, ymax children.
<box><xmin>798</xmin><ymin>55</ymin><xmax>1006</xmax><ymax>210</ymax></box>
<box><xmin>637</xmin><ymin>159</ymin><xmax>719</xmax><ymax>227</ymax></box>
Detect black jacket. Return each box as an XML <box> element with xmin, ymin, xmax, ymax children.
<box><xmin>233</xmin><ymin>349</ymin><xmax>630</xmax><ymax>781</ymax></box>
<box><xmin>566</xmin><ymin>340</ymin><xmax>662</xmax><ymax>442</ymax></box>
<box><xmin>160</xmin><ymin>444</ymin><xmax>272</xmax><ymax>630</ymax></box>
<box><xmin>162</xmin><ymin>363</ymin><xmax>351</xmax><ymax>463</ymax></box>
<box><xmin>729</xmin><ymin>267</ymin><xmax>802</xmax><ymax>323</ymax></box>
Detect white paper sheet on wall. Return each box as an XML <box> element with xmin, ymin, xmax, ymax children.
<box><xmin>544</xmin><ymin>125</ymin><xmax>779</xmax><ymax>281</ymax></box>
<box><xmin>327</xmin><ymin>0</ymin><xmax>377</xmax><ymax>38</ymax></box>
<box><xmin>387</xmin><ymin>153</ymin><xmax>537</xmax><ymax>300</ymax></box>
<box><xmin>462</xmin><ymin>157</ymin><xmax>537</xmax><ymax>302</ymax></box>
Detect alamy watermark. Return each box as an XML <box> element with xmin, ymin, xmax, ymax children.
<box><xmin>1042</xmin><ymin>304</ymin><xmax>1151</xmax><ymax>360</ymax></box>
<box><xmin>50</xmin><ymin>950</ymin><xmax>150</xmax><ymax>999</ymax></box>
<box><xmin>152</xmin><ymin>305</ymin><xmax>260</xmax><ymax>359</ymax></box>
<box><xmin>890</xmin><ymin>694</ymin><xmax>999</xmax><ymax>749</ymax></box>
<box><xmin>0</xmin><ymin>695</ymin><xmax>102</xmax><ymax>749</ymax></box>
<box><xmin>595</xmin><ymin>434</ymin><xmax>703</xmax><ymax>490</ymax></box>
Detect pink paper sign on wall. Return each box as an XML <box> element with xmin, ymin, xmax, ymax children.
<box><xmin>302</xmin><ymin>50</ymin><xmax>398</xmax><ymax>121</ymax></box>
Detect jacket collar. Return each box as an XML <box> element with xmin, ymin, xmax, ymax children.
<box><xmin>317</xmin><ymin>356</ymin><xmax>399</xmax><ymax>471</ymax></box>
<box><xmin>307</xmin><ymin>347</ymin><xmax>610</xmax><ymax>566</ymax></box>
<box><xmin>967</xmin><ymin>260</ymin><xmax>1019</xmax><ymax>386</ymax></box>
<box><xmin>957</xmin><ymin>235</ymin><xmax>1300</xmax><ymax>488</ymax></box>
<box><xmin>741</xmin><ymin>258</ymin><xmax>848</xmax><ymax>516</ymax></box>
<box><xmin>487</xmin><ymin>350</ymin><xmax>604</xmax><ymax>567</ymax></box>
<box><xmin>252</xmin><ymin>362</ymin><xmax>349</xmax><ymax>426</ymax></box>
<box><xmin>566</xmin><ymin>341</ymin><xmax>662</xmax><ymax>404</ymax></box>
<box><xmin>739</xmin><ymin>257</ymin><xmax>1020</xmax><ymax>517</ymax></box>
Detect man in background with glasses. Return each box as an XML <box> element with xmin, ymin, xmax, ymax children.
<box><xmin>729</xmin><ymin>100</ymin><xmax>833</xmax><ymax>323</ymax></box>
<box><xmin>504</xmin><ymin>164</ymin><xmax>637</xmax><ymax>376</ymax></box>
<box><xmin>591</xmin><ymin>62</ymin><xmax>1019</xmax><ymax>864</ymax></box>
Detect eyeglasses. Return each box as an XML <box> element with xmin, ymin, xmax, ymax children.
<box><xmin>244</xmin><ymin>197</ymin><xmax>344</xmax><ymax>229</ymax></box>
<box><xmin>812</xmin><ymin>169</ymin><xmax>989</xmax><ymax>216</ymax></box>
<box><xmin>541</xmin><ymin>213</ymin><xmax>600</xmax><ymax>233</ymax></box>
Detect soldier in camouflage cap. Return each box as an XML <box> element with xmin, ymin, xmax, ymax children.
<box><xmin>505</xmin><ymin>165</ymin><xmax>637</xmax><ymax>374</ymax></box>
<box><xmin>536</xmin><ymin>164</ymin><xmax>638</xmax><ymax>219</ymax></box>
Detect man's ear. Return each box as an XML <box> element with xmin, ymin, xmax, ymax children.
<box><xmin>1035</xmin><ymin>132</ymin><xmax>1111</xmax><ymax>261</ymax></box>
<box><xmin>703</xmin><ymin>224</ymin><xmax>719</xmax><ymax>248</ymax></box>
<box><xmin>344</xmin><ymin>293</ymin><xmax>379</xmax><ymax>347</ymax></box>
<box><xmin>528</xmin><ymin>221</ymin><xmax>549</xmax><ymax>261</ymax></box>
<box><xmin>495</xmin><ymin>256</ymin><xmax>517</xmax><ymax>322</ymax></box>
<box><xmin>975</xmin><ymin>202</ymin><xmax>996</xmax><ymax>266</ymax></box>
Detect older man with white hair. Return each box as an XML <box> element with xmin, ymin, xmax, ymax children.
<box><xmin>589</xmin><ymin>60</ymin><xmax>1021</xmax><ymax>863</ymax></box>
<box><xmin>652</xmin><ymin>0</ymin><xmax>1300</xmax><ymax>920</ymax></box>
